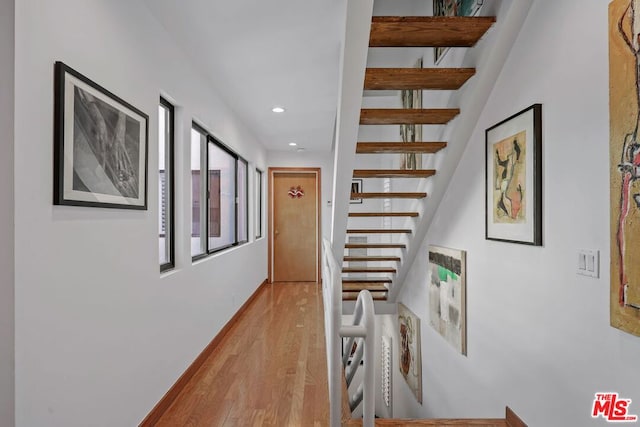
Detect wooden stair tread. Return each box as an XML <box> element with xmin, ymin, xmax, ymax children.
<box><xmin>360</xmin><ymin>108</ymin><xmax>460</xmax><ymax>125</ymax></box>
<box><xmin>349</xmin><ymin>212</ymin><xmax>419</xmax><ymax>217</ymax></box>
<box><xmin>342</xmin><ymin>284</ymin><xmax>389</xmax><ymax>292</ymax></box>
<box><xmin>347</xmin><ymin>229</ymin><xmax>411</xmax><ymax>234</ymax></box>
<box><xmin>345</xmin><ymin>243</ymin><xmax>406</xmax><ymax>249</ymax></box>
<box><xmin>344</xmin><ymin>256</ymin><xmax>401</xmax><ymax>262</ymax></box>
<box><xmin>354</xmin><ymin>169</ymin><xmax>436</xmax><ymax>178</ymax></box>
<box><xmin>342</xmin><ymin>267</ymin><xmax>397</xmax><ymax>273</ymax></box>
<box><xmin>342</xmin><ymin>292</ymin><xmax>388</xmax><ymax>302</ymax></box>
<box><xmin>356</xmin><ymin>142</ymin><xmax>447</xmax><ymax>154</ymax></box>
<box><xmin>364</xmin><ymin>68</ymin><xmax>475</xmax><ymax>90</ymax></box>
<box><xmin>369</xmin><ymin>16</ymin><xmax>496</xmax><ymax>48</ymax></box>
<box><xmin>352</xmin><ymin>192</ymin><xmax>427</xmax><ymax>199</ymax></box>
<box><xmin>342</xmin><ymin>278</ymin><xmax>393</xmax><ymax>284</ymax></box>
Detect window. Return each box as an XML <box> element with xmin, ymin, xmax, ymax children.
<box><xmin>191</xmin><ymin>122</ymin><xmax>249</xmax><ymax>259</ymax></box>
<box><xmin>255</xmin><ymin>169</ymin><xmax>263</xmax><ymax>239</ymax></box>
<box><xmin>159</xmin><ymin>98</ymin><xmax>175</xmax><ymax>271</ymax></box>
<box><xmin>207</xmin><ymin>142</ymin><xmax>236</xmax><ymax>251</ymax></box>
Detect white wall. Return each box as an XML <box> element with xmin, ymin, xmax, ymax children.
<box><xmin>13</xmin><ymin>1</ymin><xmax>267</xmax><ymax>426</ymax></box>
<box><xmin>396</xmin><ymin>1</ymin><xmax>640</xmax><ymax>426</ymax></box>
<box><xmin>267</xmin><ymin>150</ymin><xmax>334</xmax><ymax>239</ymax></box>
<box><xmin>0</xmin><ymin>0</ymin><xmax>15</xmax><ymax>425</ymax></box>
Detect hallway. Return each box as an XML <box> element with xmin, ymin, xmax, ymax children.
<box><xmin>154</xmin><ymin>283</ymin><xmax>330</xmax><ymax>426</ymax></box>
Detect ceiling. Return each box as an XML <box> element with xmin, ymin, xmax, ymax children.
<box><xmin>143</xmin><ymin>0</ymin><xmax>346</xmax><ymax>152</ymax></box>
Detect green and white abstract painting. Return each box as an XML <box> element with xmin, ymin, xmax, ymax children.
<box><xmin>428</xmin><ymin>245</ymin><xmax>467</xmax><ymax>355</ymax></box>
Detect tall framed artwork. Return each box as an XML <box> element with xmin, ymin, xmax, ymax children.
<box><xmin>609</xmin><ymin>0</ymin><xmax>640</xmax><ymax>336</ymax></box>
<box><xmin>400</xmin><ymin>58</ymin><xmax>423</xmax><ymax>170</ymax></box>
<box><xmin>54</xmin><ymin>62</ymin><xmax>149</xmax><ymax>209</ymax></box>
<box><xmin>485</xmin><ymin>104</ymin><xmax>542</xmax><ymax>246</ymax></box>
<box><xmin>428</xmin><ymin>245</ymin><xmax>467</xmax><ymax>355</ymax></box>
<box><xmin>397</xmin><ymin>303</ymin><xmax>422</xmax><ymax>404</ymax></box>
<box><xmin>433</xmin><ymin>0</ymin><xmax>484</xmax><ymax>64</ymax></box>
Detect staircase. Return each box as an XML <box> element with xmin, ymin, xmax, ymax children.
<box><xmin>341</xmin><ymin>14</ymin><xmax>494</xmax><ymax>302</ymax></box>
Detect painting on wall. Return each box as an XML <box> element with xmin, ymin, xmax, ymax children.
<box><xmin>400</xmin><ymin>58</ymin><xmax>423</xmax><ymax>170</ymax></box>
<box><xmin>350</xmin><ymin>179</ymin><xmax>363</xmax><ymax>204</ymax></box>
<box><xmin>609</xmin><ymin>0</ymin><xmax>640</xmax><ymax>336</ymax></box>
<box><xmin>485</xmin><ymin>104</ymin><xmax>542</xmax><ymax>246</ymax></box>
<box><xmin>397</xmin><ymin>303</ymin><xmax>422</xmax><ymax>403</ymax></box>
<box><xmin>428</xmin><ymin>245</ymin><xmax>467</xmax><ymax>355</ymax></box>
<box><xmin>53</xmin><ymin>62</ymin><xmax>148</xmax><ymax>209</ymax></box>
<box><xmin>433</xmin><ymin>0</ymin><xmax>483</xmax><ymax>64</ymax></box>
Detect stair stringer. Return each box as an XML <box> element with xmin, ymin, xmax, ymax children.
<box><xmin>388</xmin><ymin>0</ymin><xmax>534</xmax><ymax>302</ymax></box>
<box><xmin>330</xmin><ymin>0</ymin><xmax>375</xmax><ymax>258</ymax></box>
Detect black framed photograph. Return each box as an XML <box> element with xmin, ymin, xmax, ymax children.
<box><xmin>485</xmin><ymin>104</ymin><xmax>542</xmax><ymax>245</ymax></box>
<box><xmin>350</xmin><ymin>178</ymin><xmax>363</xmax><ymax>204</ymax></box>
<box><xmin>53</xmin><ymin>61</ymin><xmax>149</xmax><ymax>209</ymax></box>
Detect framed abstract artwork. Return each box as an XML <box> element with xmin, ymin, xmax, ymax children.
<box><xmin>397</xmin><ymin>303</ymin><xmax>422</xmax><ymax>403</ymax></box>
<box><xmin>428</xmin><ymin>245</ymin><xmax>467</xmax><ymax>355</ymax></box>
<box><xmin>609</xmin><ymin>0</ymin><xmax>640</xmax><ymax>336</ymax></box>
<box><xmin>53</xmin><ymin>61</ymin><xmax>149</xmax><ymax>209</ymax></box>
<box><xmin>485</xmin><ymin>104</ymin><xmax>542</xmax><ymax>245</ymax></box>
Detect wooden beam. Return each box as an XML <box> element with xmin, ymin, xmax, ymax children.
<box><xmin>342</xmin><ymin>267</ymin><xmax>397</xmax><ymax>273</ymax></box>
<box><xmin>342</xmin><ymin>283</ymin><xmax>389</xmax><ymax>292</ymax></box>
<box><xmin>360</xmin><ymin>108</ymin><xmax>459</xmax><ymax>125</ymax></box>
<box><xmin>347</xmin><ymin>229</ymin><xmax>411</xmax><ymax>234</ymax></box>
<box><xmin>348</xmin><ymin>212</ymin><xmax>419</xmax><ymax>218</ymax></box>
<box><xmin>342</xmin><ymin>292</ymin><xmax>388</xmax><ymax>301</ymax></box>
<box><xmin>345</xmin><ymin>243</ymin><xmax>406</xmax><ymax>249</ymax></box>
<box><xmin>342</xmin><ymin>278</ymin><xmax>393</xmax><ymax>284</ymax></box>
<box><xmin>364</xmin><ymin>68</ymin><xmax>475</xmax><ymax>90</ymax></box>
<box><xmin>344</xmin><ymin>256</ymin><xmax>401</xmax><ymax>262</ymax></box>
<box><xmin>353</xmin><ymin>169</ymin><xmax>436</xmax><ymax>178</ymax></box>
<box><xmin>370</xmin><ymin>16</ymin><xmax>496</xmax><ymax>47</ymax></box>
<box><xmin>356</xmin><ymin>142</ymin><xmax>446</xmax><ymax>154</ymax></box>
<box><xmin>352</xmin><ymin>192</ymin><xmax>427</xmax><ymax>199</ymax></box>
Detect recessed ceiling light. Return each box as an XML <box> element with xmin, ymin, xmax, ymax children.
<box><xmin>289</xmin><ymin>142</ymin><xmax>297</xmax><ymax>147</ymax></box>
<box><xmin>272</xmin><ymin>107</ymin><xmax>285</xmax><ymax>113</ymax></box>
<box><xmin>296</xmin><ymin>148</ymin><xmax>306</xmax><ymax>152</ymax></box>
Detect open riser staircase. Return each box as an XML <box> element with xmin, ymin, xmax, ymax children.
<box><xmin>326</xmin><ymin>0</ymin><xmax>534</xmax><ymax>424</ymax></box>
<box><xmin>341</xmin><ymin>9</ymin><xmax>495</xmax><ymax>303</ymax></box>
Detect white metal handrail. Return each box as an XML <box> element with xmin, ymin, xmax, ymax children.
<box><xmin>322</xmin><ymin>239</ymin><xmax>375</xmax><ymax>427</ymax></box>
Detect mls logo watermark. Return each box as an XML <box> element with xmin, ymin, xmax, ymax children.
<box><xmin>592</xmin><ymin>393</ymin><xmax>638</xmax><ymax>422</ymax></box>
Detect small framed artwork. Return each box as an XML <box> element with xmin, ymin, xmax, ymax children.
<box><xmin>350</xmin><ymin>178</ymin><xmax>363</xmax><ymax>204</ymax></box>
<box><xmin>485</xmin><ymin>104</ymin><xmax>542</xmax><ymax>245</ymax></box>
<box><xmin>53</xmin><ymin>61</ymin><xmax>149</xmax><ymax>209</ymax></box>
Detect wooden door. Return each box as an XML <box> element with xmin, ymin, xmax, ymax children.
<box><xmin>271</xmin><ymin>170</ymin><xmax>319</xmax><ymax>282</ymax></box>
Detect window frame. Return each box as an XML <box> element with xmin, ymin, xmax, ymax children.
<box><xmin>191</xmin><ymin>122</ymin><xmax>249</xmax><ymax>260</ymax></box>
<box><xmin>159</xmin><ymin>97</ymin><xmax>175</xmax><ymax>272</ymax></box>
<box><xmin>237</xmin><ymin>157</ymin><xmax>249</xmax><ymax>245</ymax></box>
<box><xmin>191</xmin><ymin>123</ymin><xmax>208</xmax><ymax>261</ymax></box>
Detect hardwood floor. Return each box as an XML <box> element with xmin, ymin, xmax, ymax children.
<box><xmin>154</xmin><ymin>282</ymin><xmax>330</xmax><ymax>427</ymax></box>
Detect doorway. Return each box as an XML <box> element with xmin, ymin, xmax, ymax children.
<box><xmin>269</xmin><ymin>168</ymin><xmax>321</xmax><ymax>283</ymax></box>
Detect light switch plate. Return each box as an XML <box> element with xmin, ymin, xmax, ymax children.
<box><xmin>577</xmin><ymin>249</ymin><xmax>599</xmax><ymax>278</ymax></box>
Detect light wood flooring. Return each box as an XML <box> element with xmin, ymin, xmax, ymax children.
<box><xmin>154</xmin><ymin>282</ymin><xmax>330</xmax><ymax>427</ymax></box>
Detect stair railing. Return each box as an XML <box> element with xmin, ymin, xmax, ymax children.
<box><xmin>322</xmin><ymin>239</ymin><xmax>375</xmax><ymax>427</ymax></box>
